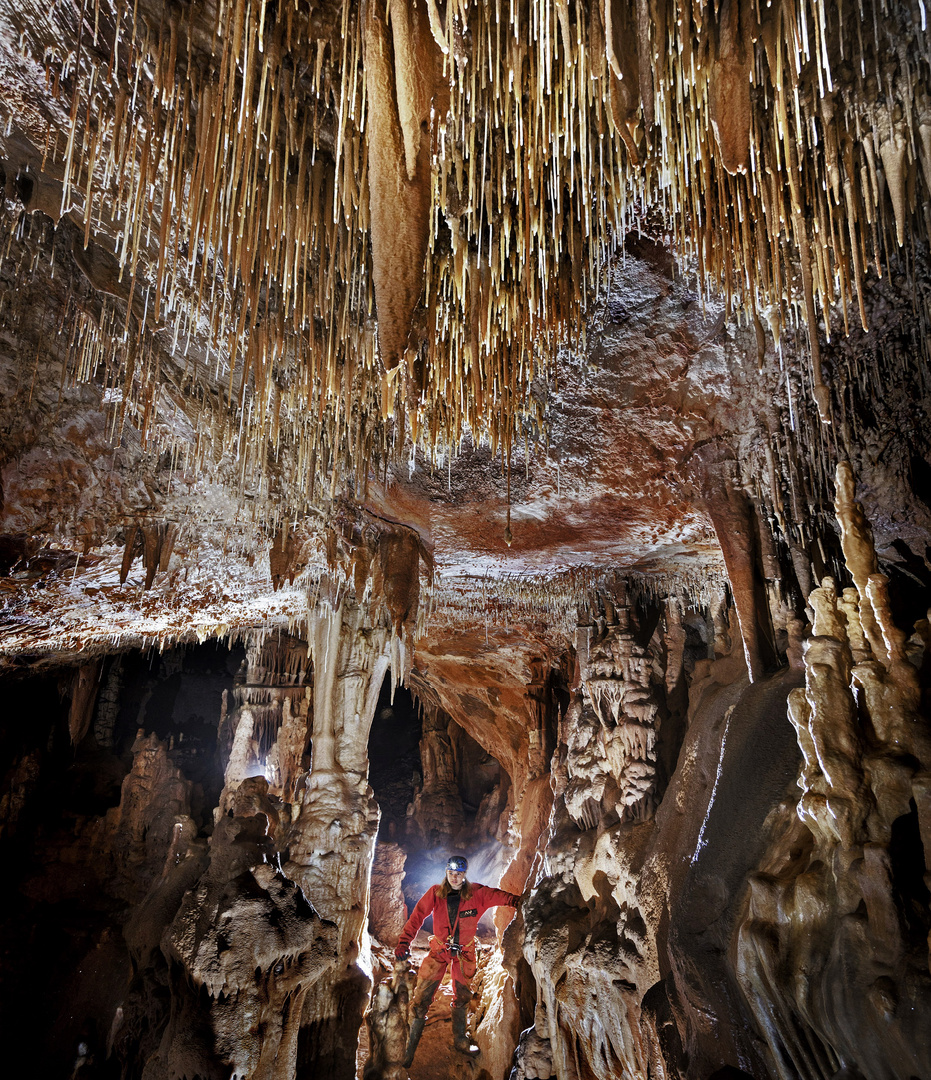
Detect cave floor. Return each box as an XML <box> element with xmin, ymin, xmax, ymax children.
<box><xmin>362</xmin><ymin>934</ymin><xmax>494</xmax><ymax>1080</ymax></box>
<box><xmin>410</xmin><ymin>996</ymin><xmax>470</xmax><ymax>1080</ymax></box>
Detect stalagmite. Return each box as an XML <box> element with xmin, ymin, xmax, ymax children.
<box><xmin>833</xmin><ymin>461</ymin><xmax>884</xmax><ymax>660</ymax></box>
<box><xmin>161</xmin><ymin>809</ymin><xmax>339</xmax><ymax>1080</ymax></box>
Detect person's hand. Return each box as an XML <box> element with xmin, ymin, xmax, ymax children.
<box><xmin>395</xmin><ymin>946</ymin><xmax>411</xmax><ymax>961</ymax></box>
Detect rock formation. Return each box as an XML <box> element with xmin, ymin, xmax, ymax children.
<box><xmin>737</xmin><ymin>466</ymin><xmax>931</xmax><ymax>1080</ymax></box>
<box><xmin>1</xmin><ymin>1</ymin><xmax>931</xmax><ymax>1079</ymax></box>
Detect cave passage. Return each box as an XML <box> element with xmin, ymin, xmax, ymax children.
<box><xmin>2</xmin><ymin>0</ymin><xmax>931</xmax><ymax>1074</ymax></box>
<box><xmin>367</xmin><ymin>677</ymin><xmax>422</xmax><ymax>846</ymax></box>
<box><xmin>0</xmin><ymin>641</ymin><xmax>244</xmax><ymax>1077</ymax></box>
<box><xmin>366</xmin><ymin>674</ymin><xmax>516</xmax><ymax>941</ymax></box>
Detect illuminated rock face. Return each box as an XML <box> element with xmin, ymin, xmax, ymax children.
<box><xmin>513</xmin><ymin>471</ymin><xmax>931</xmax><ymax>1080</ymax></box>
<box><xmin>1</xmin><ymin>475</ymin><xmax>930</xmax><ymax>1080</ymax></box>
<box><xmin>151</xmin><ymin>812</ymin><xmax>339</xmax><ymax>1080</ymax></box>
<box><xmin>736</xmin><ymin>468</ymin><xmax>931</xmax><ymax>1080</ymax></box>
<box><xmin>566</xmin><ymin>591</ymin><xmax>666</xmax><ymax>829</ymax></box>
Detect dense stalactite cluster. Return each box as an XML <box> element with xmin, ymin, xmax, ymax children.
<box><xmin>1</xmin><ymin>0</ymin><xmax>929</xmax><ymax>524</ymax></box>
<box><xmin>3</xmin><ymin>3</ymin><xmax>930</xmax><ymax>687</ymax></box>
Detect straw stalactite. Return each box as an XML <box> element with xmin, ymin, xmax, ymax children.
<box><xmin>0</xmin><ymin>0</ymin><xmax>928</xmax><ymax>521</ymax></box>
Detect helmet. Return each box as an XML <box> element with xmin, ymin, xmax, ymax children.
<box><xmin>446</xmin><ymin>855</ymin><xmax>468</xmax><ymax>873</ymax></box>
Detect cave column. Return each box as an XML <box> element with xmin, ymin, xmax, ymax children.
<box><xmin>410</xmin><ymin>699</ymin><xmax>465</xmax><ymax>849</ymax></box>
<box><xmin>692</xmin><ymin>446</ymin><xmax>779</xmax><ymax>680</ymax></box>
<box><xmin>283</xmin><ymin>599</ymin><xmax>392</xmax><ymax>1078</ymax></box>
<box><xmin>217</xmin><ymin>635</ymin><xmax>312</xmax><ymax>818</ymax></box>
<box><xmin>525</xmin><ymin>658</ymin><xmax>551</xmax><ymax>782</ymax></box>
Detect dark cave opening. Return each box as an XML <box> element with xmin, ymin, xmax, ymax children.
<box><xmin>106</xmin><ymin>642</ymin><xmax>243</xmax><ymax>829</ymax></box>
<box><xmin>0</xmin><ymin>642</ymin><xmax>245</xmax><ymax>841</ymax></box>
<box><xmin>885</xmin><ymin>541</ymin><xmax>931</xmax><ymax>633</ymax></box>
<box><xmin>0</xmin><ymin>666</ymin><xmax>123</xmax><ymax>1079</ymax></box>
<box><xmin>367</xmin><ymin>675</ymin><xmax>423</xmax><ymax>844</ymax></box>
<box><xmin>652</xmin><ymin>608</ymin><xmax>712</xmax><ymax>805</ymax></box>
<box><xmin>402</xmin><ymin>719</ymin><xmax>513</xmax><ymax>917</ymax></box>
<box><xmin>0</xmin><ymin>642</ymin><xmax>244</xmax><ymax>1078</ymax></box>
<box><xmin>362</xmin><ymin>680</ymin><xmax>532</xmax><ymax>1080</ymax></box>
<box><xmin>908</xmin><ymin>452</ymin><xmax>931</xmax><ymax>514</ymax></box>
<box><xmin>365</xmin><ymin>675</ymin><xmax>518</xmax><ymax>953</ymax></box>
<box><xmin>889</xmin><ymin>799</ymin><xmax>931</xmax><ymax>948</ymax></box>
<box><xmin>632</xmin><ymin>590</ymin><xmax>665</xmax><ymax>649</ymax></box>
<box><xmin>682</xmin><ymin>611</ymin><xmax>715</xmax><ymax>673</ymax></box>
<box><xmin>455</xmin><ymin>726</ymin><xmax>509</xmax><ymax>825</ymax></box>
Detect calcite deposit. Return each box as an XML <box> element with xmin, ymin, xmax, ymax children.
<box><xmin>2</xmin><ymin>1</ymin><xmax>931</xmax><ymax>1079</ymax></box>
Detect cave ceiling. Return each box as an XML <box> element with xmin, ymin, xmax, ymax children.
<box><xmin>0</xmin><ymin>0</ymin><xmax>929</xmax><ymax>669</ymax></box>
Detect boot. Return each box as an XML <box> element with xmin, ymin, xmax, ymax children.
<box><xmin>451</xmin><ymin>1006</ymin><xmax>479</xmax><ymax>1056</ymax></box>
<box><xmin>404</xmin><ymin>1017</ymin><xmax>426</xmax><ymax>1068</ymax></box>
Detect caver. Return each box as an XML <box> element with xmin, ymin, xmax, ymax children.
<box><xmin>395</xmin><ymin>855</ymin><xmax>521</xmax><ymax>1066</ymax></box>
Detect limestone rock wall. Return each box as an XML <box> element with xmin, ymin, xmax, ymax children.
<box><xmin>736</xmin><ymin>467</ymin><xmax>931</xmax><ymax>1080</ymax></box>
<box><xmin>1</xmin><ymin>489</ymin><xmax>930</xmax><ymax>1080</ymax></box>
<box><xmin>517</xmin><ymin>469</ymin><xmax>931</xmax><ymax>1080</ymax></box>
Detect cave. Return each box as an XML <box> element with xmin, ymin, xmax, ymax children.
<box><xmin>1</xmin><ymin>1</ymin><xmax>931</xmax><ymax>1078</ymax></box>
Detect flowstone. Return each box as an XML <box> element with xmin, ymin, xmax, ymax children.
<box><xmin>737</xmin><ymin>463</ymin><xmax>931</xmax><ymax>1080</ymax></box>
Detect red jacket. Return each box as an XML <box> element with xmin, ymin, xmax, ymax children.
<box><xmin>397</xmin><ymin>882</ymin><xmax>519</xmax><ymax>954</ymax></box>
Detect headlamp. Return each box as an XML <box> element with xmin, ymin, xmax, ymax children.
<box><xmin>446</xmin><ymin>855</ymin><xmax>468</xmax><ymax>873</ymax></box>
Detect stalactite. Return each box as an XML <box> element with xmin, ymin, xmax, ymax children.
<box><xmin>0</xmin><ymin>0</ymin><xmax>924</xmax><ymax>652</ymax></box>
<box><xmin>8</xmin><ymin>0</ymin><xmax>922</xmax><ymax>514</ymax></box>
